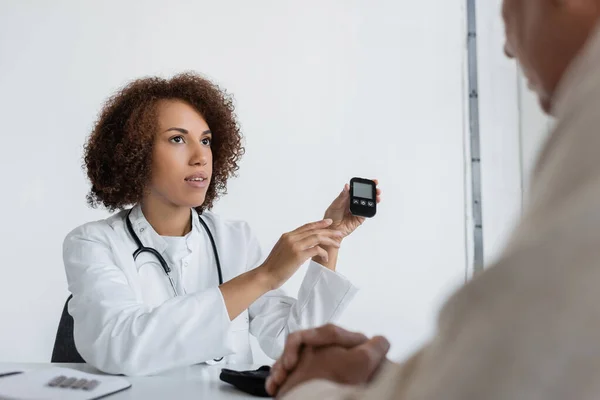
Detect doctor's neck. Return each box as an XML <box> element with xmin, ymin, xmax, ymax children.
<box><xmin>140</xmin><ymin>196</ymin><xmax>193</xmax><ymax>237</ymax></box>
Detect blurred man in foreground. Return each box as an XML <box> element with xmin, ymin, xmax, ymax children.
<box><xmin>268</xmin><ymin>1</ymin><xmax>600</xmax><ymax>398</ymax></box>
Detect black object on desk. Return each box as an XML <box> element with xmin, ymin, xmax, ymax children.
<box><xmin>220</xmin><ymin>365</ymin><xmax>271</xmax><ymax>397</ymax></box>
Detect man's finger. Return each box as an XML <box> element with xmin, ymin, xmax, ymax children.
<box><xmin>306</xmin><ymin>324</ymin><xmax>370</xmax><ymax>348</ymax></box>
<box><xmin>265</xmin><ymin>376</ymin><xmax>276</xmax><ymax>396</ymax></box>
<box><xmin>265</xmin><ymin>363</ymin><xmax>278</xmax><ymax>395</ymax></box>
<box><xmin>282</xmin><ymin>325</ymin><xmax>368</xmax><ymax>370</ymax></box>
<box><xmin>350</xmin><ymin>336</ymin><xmax>390</xmax><ymax>379</ymax></box>
<box><xmin>266</xmin><ymin>361</ymin><xmax>287</xmax><ymax>396</ymax></box>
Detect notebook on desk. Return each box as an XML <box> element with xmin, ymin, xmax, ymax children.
<box><xmin>0</xmin><ymin>367</ymin><xmax>131</xmax><ymax>399</ymax></box>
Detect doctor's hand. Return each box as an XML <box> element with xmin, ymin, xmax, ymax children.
<box><xmin>323</xmin><ymin>179</ymin><xmax>382</xmax><ymax>239</ymax></box>
<box><xmin>266</xmin><ymin>327</ymin><xmax>390</xmax><ymax>398</ymax></box>
<box><xmin>259</xmin><ymin>220</ymin><xmax>343</xmax><ymax>291</ymax></box>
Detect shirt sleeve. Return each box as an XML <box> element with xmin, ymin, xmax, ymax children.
<box><xmin>245</xmin><ymin>224</ymin><xmax>358</xmax><ymax>359</ymax></box>
<box><xmin>283</xmin><ymin>360</ymin><xmax>404</xmax><ymax>400</ymax></box>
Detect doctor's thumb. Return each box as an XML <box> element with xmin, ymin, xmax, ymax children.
<box><xmin>337</xmin><ymin>184</ymin><xmax>350</xmax><ymax>200</ymax></box>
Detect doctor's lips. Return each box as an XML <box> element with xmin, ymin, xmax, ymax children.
<box><xmin>184</xmin><ymin>172</ymin><xmax>210</xmax><ymax>188</ymax></box>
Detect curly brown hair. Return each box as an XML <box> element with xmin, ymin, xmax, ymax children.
<box><xmin>84</xmin><ymin>72</ymin><xmax>244</xmax><ymax>213</ymax></box>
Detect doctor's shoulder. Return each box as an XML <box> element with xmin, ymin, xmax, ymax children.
<box><xmin>62</xmin><ymin>210</ymin><xmax>130</xmax><ymax>258</ymax></box>
<box><xmin>199</xmin><ymin>211</ymin><xmax>260</xmax><ymax>249</ymax></box>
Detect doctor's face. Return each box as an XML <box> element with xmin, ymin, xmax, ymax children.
<box><xmin>502</xmin><ymin>0</ymin><xmax>599</xmax><ymax>114</ymax></box>
<box><xmin>148</xmin><ymin>99</ymin><xmax>213</xmax><ymax>209</ymax></box>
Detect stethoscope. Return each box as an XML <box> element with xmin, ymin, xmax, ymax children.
<box><xmin>125</xmin><ymin>208</ymin><xmax>224</xmax><ymax>296</ymax></box>
<box><xmin>126</xmin><ymin>208</ymin><xmax>225</xmax><ymax>362</ymax></box>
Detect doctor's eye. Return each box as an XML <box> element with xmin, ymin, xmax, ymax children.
<box><xmin>201</xmin><ymin>137</ymin><xmax>212</xmax><ymax>146</ymax></box>
<box><xmin>169</xmin><ymin>136</ymin><xmax>186</xmax><ymax>144</ymax></box>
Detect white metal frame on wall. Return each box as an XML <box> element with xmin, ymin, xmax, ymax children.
<box><xmin>465</xmin><ymin>0</ymin><xmax>483</xmax><ymax>278</ymax></box>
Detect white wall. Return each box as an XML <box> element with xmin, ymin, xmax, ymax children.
<box><xmin>0</xmin><ymin>0</ymin><xmax>469</xmax><ymax>364</ymax></box>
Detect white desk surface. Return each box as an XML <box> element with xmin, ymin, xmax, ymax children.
<box><xmin>0</xmin><ymin>362</ymin><xmax>270</xmax><ymax>399</ymax></box>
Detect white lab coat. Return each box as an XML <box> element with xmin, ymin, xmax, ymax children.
<box><xmin>63</xmin><ymin>205</ymin><xmax>357</xmax><ymax>376</ymax></box>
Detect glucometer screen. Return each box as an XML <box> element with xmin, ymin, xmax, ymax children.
<box><xmin>353</xmin><ymin>182</ymin><xmax>373</xmax><ymax>199</ymax></box>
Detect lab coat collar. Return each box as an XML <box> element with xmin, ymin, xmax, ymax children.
<box><xmin>188</xmin><ymin>208</ymin><xmax>203</xmax><ymax>251</ymax></box>
<box><xmin>128</xmin><ymin>205</ymin><xmax>203</xmax><ymax>255</ymax></box>
<box><xmin>128</xmin><ymin>204</ymin><xmax>168</xmax><ymax>255</ymax></box>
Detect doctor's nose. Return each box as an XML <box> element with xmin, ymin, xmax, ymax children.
<box><xmin>189</xmin><ymin>144</ymin><xmax>209</xmax><ymax>166</ymax></box>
